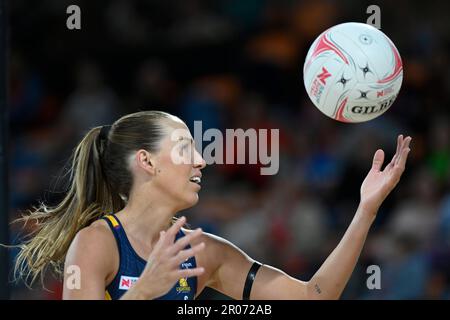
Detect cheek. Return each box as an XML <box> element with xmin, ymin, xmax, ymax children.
<box><xmin>160</xmin><ymin>162</ymin><xmax>190</xmax><ymax>188</ymax></box>
<box><xmin>156</xmin><ymin>153</ymin><xmax>193</xmax><ymax>197</ymax></box>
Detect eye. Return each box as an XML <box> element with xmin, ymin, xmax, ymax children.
<box><xmin>178</xmin><ymin>143</ymin><xmax>190</xmax><ymax>156</ymax></box>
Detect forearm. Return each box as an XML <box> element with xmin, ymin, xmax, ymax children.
<box><xmin>307</xmin><ymin>203</ymin><xmax>376</xmax><ymax>299</ymax></box>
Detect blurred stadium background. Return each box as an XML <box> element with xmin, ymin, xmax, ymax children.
<box><xmin>4</xmin><ymin>0</ymin><xmax>450</xmax><ymax>299</ymax></box>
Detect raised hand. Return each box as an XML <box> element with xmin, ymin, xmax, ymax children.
<box><xmin>124</xmin><ymin>216</ymin><xmax>205</xmax><ymax>299</ymax></box>
<box><xmin>360</xmin><ymin>134</ymin><xmax>412</xmax><ymax>215</ymax></box>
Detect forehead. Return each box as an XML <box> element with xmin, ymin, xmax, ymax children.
<box><xmin>160</xmin><ymin>118</ymin><xmax>193</xmax><ymax>143</ymax></box>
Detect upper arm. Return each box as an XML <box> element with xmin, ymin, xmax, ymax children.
<box><xmin>204</xmin><ymin>233</ymin><xmax>310</xmax><ymax>300</ymax></box>
<box><xmin>63</xmin><ymin>222</ymin><xmax>116</xmax><ymax>300</ymax></box>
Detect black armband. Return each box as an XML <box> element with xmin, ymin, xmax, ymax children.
<box><xmin>242</xmin><ymin>262</ymin><xmax>262</xmax><ymax>300</ymax></box>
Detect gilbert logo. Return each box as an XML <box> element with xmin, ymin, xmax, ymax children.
<box><xmin>119</xmin><ymin>276</ymin><xmax>139</xmax><ymax>290</ymax></box>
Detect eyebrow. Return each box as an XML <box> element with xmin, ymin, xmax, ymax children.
<box><xmin>177</xmin><ymin>137</ymin><xmax>194</xmax><ymax>143</ymax></box>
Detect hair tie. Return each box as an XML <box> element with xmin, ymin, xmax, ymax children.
<box><xmin>99</xmin><ymin>125</ymin><xmax>112</xmax><ymax>141</ymax></box>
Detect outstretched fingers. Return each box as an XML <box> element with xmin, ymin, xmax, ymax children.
<box><xmin>395</xmin><ymin>136</ymin><xmax>412</xmax><ymax>169</ymax></box>
<box><xmin>371</xmin><ymin>149</ymin><xmax>385</xmax><ymax>172</ymax></box>
<box><xmin>396</xmin><ymin>134</ymin><xmax>403</xmax><ymax>157</ymax></box>
<box><xmin>384</xmin><ymin>134</ymin><xmax>403</xmax><ymax>172</ymax></box>
<box><xmin>390</xmin><ymin>136</ymin><xmax>412</xmax><ymax>182</ymax></box>
<box><xmin>173</xmin><ymin>242</ymin><xmax>205</xmax><ymax>266</ymax></box>
<box><xmin>170</xmin><ymin>228</ymin><xmax>203</xmax><ymax>254</ymax></box>
<box><xmin>164</xmin><ymin>216</ymin><xmax>186</xmax><ymax>243</ymax></box>
<box><xmin>176</xmin><ymin>266</ymin><xmax>205</xmax><ymax>279</ymax></box>
<box><xmin>139</xmin><ymin>216</ymin><xmax>206</xmax><ymax>298</ymax></box>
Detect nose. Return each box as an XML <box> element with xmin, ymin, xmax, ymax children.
<box><xmin>193</xmin><ymin>148</ymin><xmax>206</xmax><ymax>169</ymax></box>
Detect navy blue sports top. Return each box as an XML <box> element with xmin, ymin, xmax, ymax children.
<box><xmin>102</xmin><ymin>214</ymin><xmax>198</xmax><ymax>300</ymax></box>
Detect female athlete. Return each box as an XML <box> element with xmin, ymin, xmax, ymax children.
<box><xmin>14</xmin><ymin>110</ymin><xmax>412</xmax><ymax>300</ymax></box>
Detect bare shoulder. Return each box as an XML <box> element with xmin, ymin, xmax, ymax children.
<box><xmin>72</xmin><ymin>219</ymin><xmax>115</xmax><ymax>252</ymax></box>
<box><xmin>65</xmin><ymin>219</ymin><xmax>117</xmax><ymax>274</ymax></box>
<box><xmin>63</xmin><ymin>219</ymin><xmax>118</xmax><ymax>298</ymax></box>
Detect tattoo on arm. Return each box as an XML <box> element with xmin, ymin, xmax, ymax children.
<box><xmin>314</xmin><ymin>284</ymin><xmax>322</xmax><ymax>294</ymax></box>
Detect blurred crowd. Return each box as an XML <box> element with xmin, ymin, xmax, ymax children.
<box><xmin>7</xmin><ymin>0</ymin><xmax>450</xmax><ymax>299</ymax></box>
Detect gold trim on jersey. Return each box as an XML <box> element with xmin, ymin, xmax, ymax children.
<box><xmin>105</xmin><ymin>215</ymin><xmax>119</xmax><ymax>228</ymax></box>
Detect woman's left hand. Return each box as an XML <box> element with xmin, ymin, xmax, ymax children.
<box><xmin>359</xmin><ymin>134</ymin><xmax>412</xmax><ymax>216</ymax></box>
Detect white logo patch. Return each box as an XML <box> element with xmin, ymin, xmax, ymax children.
<box><xmin>119</xmin><ymin>276</ymin><xmax>139</xmax><ymax>290</ymax></box>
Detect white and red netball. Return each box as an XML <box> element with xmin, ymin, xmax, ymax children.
<box><xmin>303</xmin><ymin>22</ymin><xmax>403</xmax><ymax>123</ymax></box>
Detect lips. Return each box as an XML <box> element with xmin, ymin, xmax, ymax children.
<box><xmin>189</xmin><ymin>176</ymin><xmax>201</xmax><ymax>185</ymax></box>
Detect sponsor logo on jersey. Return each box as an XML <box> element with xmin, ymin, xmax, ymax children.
<box><xmin>119</xmin><ymin>276</ymin><xmax>139</xmax><ymax>290</ymax></box>
<box><xmin>176</xmin><ymin>278</ymin><xmax>191</xmax><ymax>293</ymax></box>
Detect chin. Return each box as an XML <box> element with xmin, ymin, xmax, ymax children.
<box><xmin>187</xmin><ymin>193</ymin><xmax>200</xmax><ymax>207</ymax></box>
<box><xmin>178</xmin><ymin>193</ymin><xmax>199</xmax><ymax>211</ymax></box>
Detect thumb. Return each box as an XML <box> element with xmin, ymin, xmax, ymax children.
<box><xmin>371</xmin><ymin>149</ymin><xmax>385</xmax><ymax>172</ymax></box>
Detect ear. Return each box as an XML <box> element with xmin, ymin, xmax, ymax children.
<box><xmin>136</xmin><ymin>149</ymin><xmax>157</xmax><ymax>175</ymax></box>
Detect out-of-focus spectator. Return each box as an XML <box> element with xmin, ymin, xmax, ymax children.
<box><xmin>61</xmin><ymin>61</ymin><xmax>121</xmax><ymax>141</ymax></box>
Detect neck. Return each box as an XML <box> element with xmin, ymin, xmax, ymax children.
<box><xmin>115</xmin><ymin>190</ymin><xmax>178</xmax><ymax>248</ymax></box>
